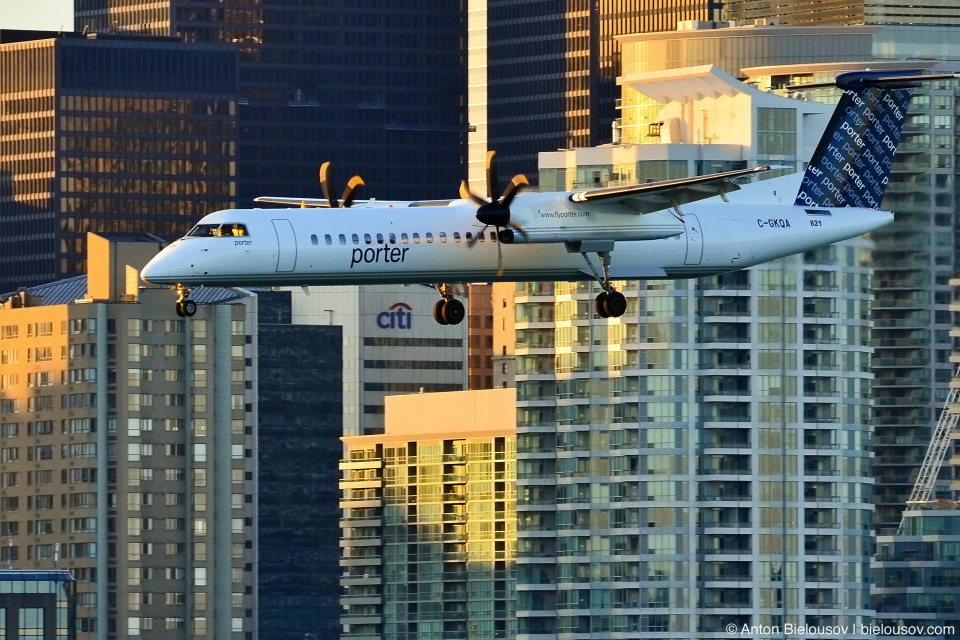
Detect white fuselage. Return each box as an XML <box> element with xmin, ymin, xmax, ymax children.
<box><xmin>140</xmin><ymin>189</ymin><xmax>893</xmax><ymax>288</ymax></box>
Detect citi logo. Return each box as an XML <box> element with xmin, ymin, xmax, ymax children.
<box><xmin>377</xmin><ymin>302</ymin><xmax>413</xmax><ymax>329</ymax></box>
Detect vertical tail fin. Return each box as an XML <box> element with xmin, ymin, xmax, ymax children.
<box><xmin>795</xmin><ymin>70</ymin><xmax>921</xmax><ymax>210</ymax></box>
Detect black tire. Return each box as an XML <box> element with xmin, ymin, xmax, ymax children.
<box><xmin>433</xmin><ymin>300</ymin><xmax>448</xmax><ymax>325</ymax></box>
<box><xmin>175</xmin><ymin>301</ymin><xmax>185</xmax><ymax>317</ymax></box>
<box><xmin>603</xmin><ymin>290</ymin><xmax>627</xmax><ymax>318</ymax></box>
<box><xmin>442</xmin><ymin>298</ymin><xmax>465</xmax><ymax>325</ymax></box>
<box><xmin>594</xmin><ymin>292</ymin><xmax>610</xmax><ymax>318</ymax></box>
<box><xmin>182</xmin><ymin>300</ymin><xmax>198</xmax><ymax>317</ymax></box>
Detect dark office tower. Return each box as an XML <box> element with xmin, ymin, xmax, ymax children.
<box><xmin>0</xmin><ymin>30</ymin><xmax>238</xmax><ymax>291</ymax></box>
<box><xmin>723</xmin><ymin>0</ymin><xmax>960</xmax><ymax>25</ymax></box>
<box><xmin>482</xmin><ymin>0</ymin><xmax>721</xmax><ymax>183</ymax></box>
<box><xmin>75</xmin><ymin>1</ymin><xmax>467</xmax><ymax>203</ymax></box>
<box><xmin>256</xmin><ymin>291</ymin><xmax>343</xmax><ymax>640</ymax></box>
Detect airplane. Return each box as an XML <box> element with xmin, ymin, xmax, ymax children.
<box><xmin>141</xmin><ymin>69</ymin><xmax>958</xmax><ymax>325</ymax></box>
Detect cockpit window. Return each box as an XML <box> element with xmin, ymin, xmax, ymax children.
<box><xmin>187</xmin><ymin>224</ymin><xmax>220</xmax><ymax>237</ymax></box>
<box><xmin>186</xmin><ymin>223</ymin><xmax>249</xmax><ymax>238</ymax></box>
<box><xmin>218</xmin><ymin>224</ymin><xmax>249</xmax><ymax>237</ymax></box>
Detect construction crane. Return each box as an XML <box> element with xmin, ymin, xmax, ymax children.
<box><xmin>897</xmin><ymin>362</ymin><xmax>960</xmax><ymax>535</ymax></box>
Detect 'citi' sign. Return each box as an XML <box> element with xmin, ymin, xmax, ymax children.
<box><xmin>377</xmin><ymin>302</ymin><xmax>413</xmax><ymax>329</ymax></box>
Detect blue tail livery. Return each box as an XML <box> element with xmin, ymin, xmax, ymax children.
<box><xmin>796</xmin><ymin>70</ymin><xmax>959</xmax><ymax>209</ymax></box>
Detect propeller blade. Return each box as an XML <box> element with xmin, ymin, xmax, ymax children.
<box><xmin>341</xmin><ymin>175</ymin><xmax>365</xmax><ymax>208</ymax></box>
<box><xmin>459</xmin><ymin>180</ymin><xmax>486</xmax><ymax>206</ymax></box>
<box><xmin>508</xmin><ymin>220</ymin><xmax>530</xmax><ymax>243</ymax></box>
<box><xmin>467</xmin><ymin>225</ymin><xmax>488</xmax><ymax>247</ymax></box>
<box><xmin>500</xmin><ymin>174</ymin><xmax>529</xmax><ymax>207</ymax></box>
<box><xmin>496</xmin><ymin>234</ymin><xmax>504</xmax><ymax>276</ymax></box>
<box><xmin>319</xmin><ymin>162</ymin><xmax>339</xmax><ymax>208</ymax></box>
<box><xmin>485</xmin><ymin>150</ymin><xmax>500</xmax><ymax>202</ymax></box>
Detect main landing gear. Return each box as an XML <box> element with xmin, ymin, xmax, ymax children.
<box><xmin>432</xmin><ymin>285</ymin><xmax>465</xmax><ymax>325</ymax></box>
<box><xmin>579</xmin><ymin>245</ymin><xmax>626</xmax><ymax>319</ymax></box>
<box><xmin>174</xmin><ymin>285</ymin><xmax>197</xmax><ymax>318</ymax></box>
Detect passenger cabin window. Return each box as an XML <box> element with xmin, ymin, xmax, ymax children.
<box><xmin>439</xmin><ymin>232</ymin><xmax>446</xmax><ymax>243</ymax></box>
<box><xmin>490</xmin><ymin>231</ymin><xmax>497</xmax><ymax>242</ymax></box>
<box><xmin>324</xmin><ymin>234</ymin><xmax>332</xmax><ymax>245</ymax></box>
<box><xmin>413</xmin><ymin>233</ymin><xmax>420</xmax><ymax>244</ymax></box>
<box><xmin>389</xmin><ymin>233</ymin><xmax>396</xmax><ymax>244</ymax></box>
<box><xmin>425</xmin><ymin>233</ymin><xmax>432</xmax><ymax>243</ymax></box>
<box><xmin>339</xmin><ymin>234</ymin><xmax>346</xmax><ymax>245</ymax></box>
<box><xmin>352</xmin><ymin>234</ymin><xmax>360</xmax><ymax>245</ymax></box>
<box><xmin>465</xmin><ymin>232</ymin><xmax>473</xmax><ymax>242</ymax></box>
<box><xmin>401</xmin><ymin>233</ymin><xmax>409</xmax><ymax>244</ymax></box>
<box><xmin>453</xmin><ymin>232</ymin><xmax>461</xmax><ymax>243</ymax></box>
<box><xmin>364</xmin><ymin>234</ymin><xmax>372</xmax><ymax>245</ymax></box>
<box><xmin>478</xmin><ymin>232</ymin><xmax>486</xmax><ymax>242</ymax></box>
<box><xmin>311</xmin><ymin>234</ymin><xmax>319</xmax><ymax>245</ymax></box>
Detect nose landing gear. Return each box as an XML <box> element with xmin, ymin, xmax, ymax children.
<box><xmin>174</xmin><ymin>285</ymin><xmax>197</xmax><ymax>318</ymax></box>
<box><xmin>432</xmin><ymin>284</ymin><xmax>465</xmax><ymax>325</ymax></box>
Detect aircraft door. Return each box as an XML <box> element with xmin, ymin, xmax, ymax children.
<box><xmin>683</xmin><ymin>214</ymin><xmax>703</xmax><ymax>265</ymax></box>
<box><xmin>271</xmin><ymin>219</ymin><xmax>297</xmax><ymax>272</ymax></box>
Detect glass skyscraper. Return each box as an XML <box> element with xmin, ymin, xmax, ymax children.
<box><xmin>0</xmin><ymin>30</ymin><xmax>238</xmax><ymax>290</ymax></box>
<box><xmin>75</xmin><ymin>0</ymin><xmax>467</xmax><ymax>203</ymax></box>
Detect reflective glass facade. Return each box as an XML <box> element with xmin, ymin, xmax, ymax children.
<box><xmin>0</xmin><ymin>570</ymin><xmax>75</xmax><ymax>640</ymax></box>
<box><xmin>0</xmin><ymin>31</ymin><xmax>238</xmax><ymax>290</ymax></box>
<box><xmin>873</xmin><ymin>507</ymin><xmax>960</xmax><ymax>637</ymax></box>
<box><xmin>483</xmin><ymin>0</ymin><xmax>721</xmax><ymax>183</ymax></box>
<box><xmin>256</xmin><ymin>291</ymin><xmax>344</xmax><ymax>640</ymax></box>
<box><xmin>75</xmin><ymin>0</ymin><xmax>467</xmax><ymax>203</ymax></box>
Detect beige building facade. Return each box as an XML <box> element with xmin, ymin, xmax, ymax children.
<box><xmin>0</xmin><ymin>234</ymin><xmax>256</xmax><ymax>640</ymax></box>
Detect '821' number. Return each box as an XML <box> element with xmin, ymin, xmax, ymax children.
<box><xmin>810</xmin><ymin>219</ymin><xmax>822</xmax><ymax>227</ymax></box>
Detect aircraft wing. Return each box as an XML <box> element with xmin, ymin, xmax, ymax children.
<box><xmin>569</xmin><ymin>165</ymin><xmax>773</xmax><ymax>214</ymax></box>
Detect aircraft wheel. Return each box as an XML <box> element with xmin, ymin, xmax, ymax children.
<box><xmin>441</xmin><ymin>299</ymin><xmax>465</xmax><ymax>325</ymax></box>
<box><xmin>433</xmin><ymin>300</ymin><xmax>449</xmax><ymax>325</ymax></box>
<box><xmin>594</xmin><ymin>292</ymin><xmax>610</xmax><ymax>318</ymax></box>
<box><xmin>175</xmin><ymin>301</ymin><xmax>185</xmax><ymax>317</ymax></box>
<box><xmin>182</xmin><ymin>300</ymin><xmax>198</xmax><ymax>317</ymax></box>
<box><xmin>603</xmin><ymin>291</ymin><xmax>627</xmax><ymax>318</ymax></box>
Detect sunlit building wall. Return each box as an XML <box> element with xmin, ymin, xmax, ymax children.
<box><xmin>339</xmin><ymin>389</ymin><xmax>517</xmax><ymax>640</ymax></box>
<box><xmin>515</xmin><ymin>72</ymin><xmax>877</xmax><ymax>638</ymax></box>
<box><xmin>0</xmin><ymin>234</ymin><xmax>256</xmax><ymax>640</ymax></box>
<box><xmin>0</xmin><ymin>30</ymin><xmax>238</xmax><ymax>290</ymax></box>
<box><xmin>723</xmin><ymin>0</ymin><xmax>960</xmax><ymax>27</ymax></box>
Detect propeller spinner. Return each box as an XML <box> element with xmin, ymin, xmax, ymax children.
<box><xmin>460</xmin><ymin>151</ymin><xmax>529</xmax><ymax>274</ymax></box>
<box><xmin>320</xmin><ymin>162</ymin><xmax>365</xmax><ymax>208</ymax></box>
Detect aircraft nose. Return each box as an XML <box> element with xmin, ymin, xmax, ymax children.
<box><xmin>140</xmin><ymin>253</ymin><xmax>180</xmax><ymax>284</ymax></box>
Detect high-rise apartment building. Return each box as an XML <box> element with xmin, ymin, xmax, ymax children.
<box><xmin>469</xmin><ymin>0</ymin><xmax>722</xmax><ymax>189</ymax></box>
<box><xmin>286</xmin><ymin>286</ymin><xmax>468</xmax><ymax>437</ymax></box>
<box><xmin>0</xmin><ymin>30</ymin><xmax>238</xmax><ymax>290</ymax></box>
<box><xmin>515</xmin><ymin>63</ymin><xmax>878</xmax><ymax>638</ymax></box>
<box><xmin>0</xmin><ymin>234</ymin><xmax>256</xmax><ymax>640</ymax></box>
<box><xmin>717</xmin><ymin>0</ymin><xmax>960</xmax><ymax>536</ymax></box>
<box><xmin>340</xmin><ymin>389</ymin><xmax>517</xmax><ymax>640</ymax></box>
<box><xmin>74</xmin><ymin>0</ymin><xmax>467</xmax><ymax>203</ymax></box>
<box><xmin>606</xmin><ymin>17</ymin><xmax>960</xmax><ymax>534</ymax></box>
